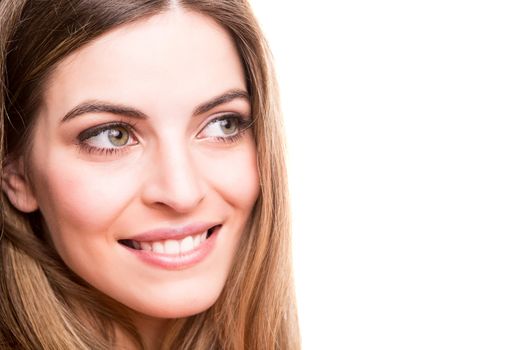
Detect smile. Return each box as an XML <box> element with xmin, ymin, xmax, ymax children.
<box><xmin>118</xmin><ymin>224</ymin><xmax>221</xmax><ymax>270</ymax></box>
<box><xmin>118</xmin><ymin>226</ymin><xmax>217</xmax><ymax>254</ymax></box>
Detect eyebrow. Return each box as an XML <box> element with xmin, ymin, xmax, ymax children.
<box><xmin>60</xmin><ymin>89</ymin><xmax>250</xmax><ymax>123</ymax></box>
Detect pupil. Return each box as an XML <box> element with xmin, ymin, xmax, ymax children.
<box><xmin>220</xmin><ymin>119</ymin><xmax>237</xmax><ymax>134</ymax></box>
<box><xmin>108</xmin><ymin>127</ymin><xmax>128</xmax><ymax>146</ymax></box>
<box><xmin>111</xmin><ymin>130</ymin><xmax>123</xmax><ymax>139</ymax></box>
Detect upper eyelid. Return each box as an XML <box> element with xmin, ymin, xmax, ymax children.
<box><xmin>198</xmin><ymin>114</ymin><xmax>251</xmax><ymax>134</ymax></box>
<box><xmin>77</xmin><ymin>121</ymin><xmax>137</xmax><ymax>141</ymax></box>
<box><xmin>76</xmin><ymin>113</ymin><xmax>250</xmax><ymax>143</ymax></box>
<box><xmin>203</xmin><ymin>113</ymin><xmax>252</xmax><ymax>127</ymax></box>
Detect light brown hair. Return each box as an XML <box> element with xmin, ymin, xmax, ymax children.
<box><xmin>0</xmin><ymin>0</ymin><xmax>300</xmax><ymax>349</ymax></box>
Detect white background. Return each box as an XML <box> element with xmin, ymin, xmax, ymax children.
<box><xmin>250</xmin><ymin>1</ymin><xmax>525</xmax><ymax>349</ymax></box>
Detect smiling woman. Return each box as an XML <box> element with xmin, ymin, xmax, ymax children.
<box><xmin>0</xmin><ymin>1</ymin><xmax>299</xmax><ymax>349</ymax></box>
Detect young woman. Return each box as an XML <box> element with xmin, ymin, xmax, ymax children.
<box><xmin>0</xmin><ymin>1</ymin><xmax>299</xmax><ymax>349</ymax></box>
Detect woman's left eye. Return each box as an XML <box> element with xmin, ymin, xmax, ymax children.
<box><xmin>198</xmin><ymin>115</ymin><xmax>250</xmax><ymax>141</ymax></box>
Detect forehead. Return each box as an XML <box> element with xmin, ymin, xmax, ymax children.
<box><xmin>41</xmin><ymin>8</ymin><xmax>246</xmax><ymax>118</ymax></box>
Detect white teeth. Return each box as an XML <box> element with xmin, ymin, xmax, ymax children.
<box><xmin>133</xmin><ymin>230</ymin><xmax>210</xmax><ymax>255</ymax></box>
<box><xmin>164</xmin><ymin>239</ymin><xmax>180</xmax><ymax>254</ymax></box>
<box><xmin>193</xmin><ymin>234</ymin><xmax>201</xmax><ymax>248</ymax></box>
<box><xmin>180</xmin><ymin>236</ymin><xmax>194</xmax><ymax>253</ymax></box>
<box><xmin>152</xmin><ymin>241</ymin><xmax>165</xmax><ymax>254</ymax></box>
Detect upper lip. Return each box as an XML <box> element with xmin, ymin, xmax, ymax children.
<box><xmin>123</xmin><ymin>222</ymin><xmax>219</xmax><ymax>242</ymax></box>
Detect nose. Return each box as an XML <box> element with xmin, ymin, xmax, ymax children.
<box><xmin>141</xmin><ymin>144</ymin><xmax>205</xmax><ymax>214</ymax></box>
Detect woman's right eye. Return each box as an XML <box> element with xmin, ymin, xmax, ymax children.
<box><xmin>77</xmin><ymin>123</ymin><xmax>138</xmax><ymax>155</ymax></box>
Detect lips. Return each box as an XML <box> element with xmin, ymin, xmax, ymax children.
<box><xmin>118</xmin><ymin>225</ymin><xmax>219</xmax><ymax>255</ymax></box>
<box><xmin>119</xmin><ymin>224</ymin><xmax>221</xmax><ymax>270</ymax></box>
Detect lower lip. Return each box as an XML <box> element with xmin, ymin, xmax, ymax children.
<box><xmin>122</xmin><ymin>227</ymin><xmax>219</xmax><ymax>270</ymax></box>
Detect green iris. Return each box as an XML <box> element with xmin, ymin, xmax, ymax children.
<box><xmin>219</xmin><ymin>118</ymin><xmax>238</xmax><ymax>135</ymax></box>
<box><xmin>107</xmin><ymin>127</ymin><xmax>129</xmax><ymax>146</ymax></box>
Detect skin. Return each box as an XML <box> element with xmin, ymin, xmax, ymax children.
<box><xmin>4</xmin><ymin>8</ymin><xmax>260</xmax><ymax>348</ymax></box>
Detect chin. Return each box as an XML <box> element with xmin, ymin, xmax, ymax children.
<box><xmin>121</xmin><ymin>283</ymin><xmax>224</xmax><ymax>319</ymax></box>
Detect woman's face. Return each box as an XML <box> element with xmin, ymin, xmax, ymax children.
<box><xmin>17</xmin><ymin>9</ymin><xmax>260</xmax><ymax>318</ymax></box>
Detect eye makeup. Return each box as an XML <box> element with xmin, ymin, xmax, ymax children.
<box><xmin>74</xmin><ymin>113</ymin><xmax>254</xmax><ymax>158</ymax></box>
<box><xmin>76</xmin><ymin>121</ymin><xmax>139</xmax><ymax>156</ymax></box>
<box><xmin>197</xmin><ymin>113</ymin><xmax>254</xmax><ymax>144</ymax></box>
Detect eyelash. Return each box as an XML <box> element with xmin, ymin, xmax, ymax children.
<box><xmin>203</xmin><ymin>114</ymin><xmax>253</xmax><ymax>144</ymax></box>
<box><xmin>76</xmin><ymin>114</ymin><xmax>253</xmax><ymax>156</ymax></box>
<box><xmin>76</xmin><ymin>121</ymin><xmax>137</xmax><ymax>156</ymax></box>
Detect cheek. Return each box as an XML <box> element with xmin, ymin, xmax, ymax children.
<box><xmin>33</xmin><ymin>157</ymin><xmax>138</xmax><ymax>235</ymax></box>
<box><xmin>200</xmin><ymin>142</ymin><xmax>260</xmax><ymax>211</ymax></box>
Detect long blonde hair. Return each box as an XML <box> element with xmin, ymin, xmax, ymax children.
<box><xmin>0</xmin><ymin>0</ymin><xmax>300</xmax><ymax>349</ymax></box>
